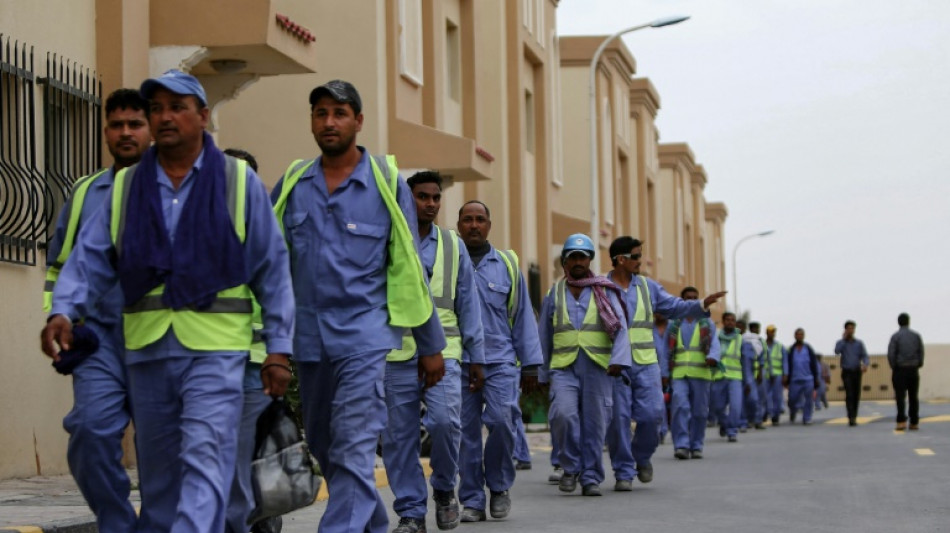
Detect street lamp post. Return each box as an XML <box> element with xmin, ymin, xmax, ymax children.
<box><xmin>589</xmin><ymin>15</ymin><xmax>690</xmax><ymax>256</ymax></box>
<box><xmin>731</xmin><ymin>230</ymin><xmax>775</xmax><ymax>317</ymax></box>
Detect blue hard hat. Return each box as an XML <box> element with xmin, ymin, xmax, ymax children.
<box><xmin>561</xmin><ymin>233</ymin><xmax>595</xmax><ymax>260</ymax></box>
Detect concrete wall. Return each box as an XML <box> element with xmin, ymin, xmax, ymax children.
<box><xmin>825</xmin><ymin>345</ymin><xmax>949</xmax><ymax>402</ymax></box>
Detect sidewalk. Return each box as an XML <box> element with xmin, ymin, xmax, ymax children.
<box><xmin>0</xmin><ymin>427</ymin><xmax>551</xmax><ymax>532</ymax></box>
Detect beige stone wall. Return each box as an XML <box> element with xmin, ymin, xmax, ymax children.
<box><xmin>0</xmin><ymin>0</ymin><xmax>99</xmax><ymax>479</ymax></box>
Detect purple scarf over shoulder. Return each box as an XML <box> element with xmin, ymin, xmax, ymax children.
<box><xmin>565</xmin><ymin>269</ymin><xmax>628</xmax><ymax>340</ymax></box>
<box><xmin>117</xmin><ymin>131</ymin><xmax>246</xmax><ymax>310</ymax></box>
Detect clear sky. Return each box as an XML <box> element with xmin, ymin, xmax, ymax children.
<box><xmin>556</xmin><ymin>0</ymin><xmax>950</xmax><ymax>354</ymax></box>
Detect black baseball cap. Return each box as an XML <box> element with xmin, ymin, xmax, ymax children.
<box><xmin>308</xmin><ymin>80</ymin><xmax>362</xmax><ymax>114</ymax></box>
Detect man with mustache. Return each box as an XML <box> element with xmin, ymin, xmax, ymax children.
<box><xmin>41</xmin><ymin>88</ymin><xmax>150</xmax><ymax>533</ymax></box>
<box><xmin>382</xmin><ymin>171</ymin><xmax>485</xmax><ymax>533</ymax></box>
<box><xmin>456</xmin><ymin>200</ymin><xmax>541</xmax><ymax>521</ymax></box>
<box><xmin>538</xmin><ymin>234</ymin><xmax>631</xmax><ymax>497</ymax></box>
<box><xmin>42</xmin><ymin>70</ymin><xmax>296</xmax><ymax>533</ymax></box>
<box><xmin>272</xmin><ymin>80</ymin><xmax>446</xmax><ymax>533</ymax></box>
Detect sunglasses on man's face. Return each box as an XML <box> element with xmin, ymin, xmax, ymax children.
<box><xmin>616</xmin><ymin>253</ymin><xmax>642</xmax><ymax>261</ymax></box>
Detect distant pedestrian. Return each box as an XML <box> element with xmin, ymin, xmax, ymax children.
<box><xmin>887</xmin><ymin>313</ymin><xmax>924</xmax><ymax>431</ymax></box>
<box><xmin>834</xmin><ymin>320</ymin><xmax>869</xmax><ymax>426</ymax></box>
<box><xmin>783</xmin><ymin>328</ymin><xmax>819</xmax><ymax>425</ymax></box>
<box><xmin>814</xmin><ymin>354</ymin><xmax>830</xmax><ymax>412</ymax></box>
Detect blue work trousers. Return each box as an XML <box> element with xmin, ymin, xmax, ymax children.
<box><xmin>670</xmin><ymin>377</ymin><xmax>710</xmax><ymax>451</ymax></box>
<box><xmin>512</xmin><ymin>396</ymin><xmax>531</xmax><ymax>463</ymax></box>
<box><xmin>225</xmin><ymin>362</ymin><xmax>271</xmax><ymax>533</ymax></box>
<box><xmin>63</xmin><ymin>321</ymin><xmax>135</xmax><ymax>533</ymax></box>
<box><xmin>297</xmin><ymin>351</ymin><xmax>389</xmax><ymax>533</ymax></box>
<box><xmin>128</xmin><ymin>353</ymin><xmax>245</xmax><ymax>533</ymax></box>
<box><xmin>549</xmin><ymin>353</ymin><xmax>614</xmax><ymax>487</ymax></box>
<box><xmin>606</xmin><ymin>363</ymin><xmax>663</xmax><ymax>480</ymax></box>
<box><xmin>788</xmin><ymin>380</ymin><xmax>816</xmax><ymax>423</ymax></box>
<box><xmin>712</xmin><ymin>379</ymin><xmax>743</xmax><ymax>438</ymax></box>
<box><xmin>815</xmin><ymin>378</ymin><xmax>827</xmax><ymax>410</ymax></box>
<box><xmin>768</xmin><ymin>376</ymin><xmax>785</xmax><ymax>419</ymax></box>
<box><xmin>383</xmin><ymin>357</ymin><xmax>462</xmax><ymax>520</ymax></box>
<box><xmin>548</xmin><ymin>386</ymin><xmax>561</xmax><ymax>468</ymax></box>
<box><xmin>741</xmin><ymin>380</ymin><xmax>760</xmax><ymax>427</ymax></box>
<box><xmin>459</xmin><ymin>362</ymin><xmax>518</xmax><ymax>510</ymax></box>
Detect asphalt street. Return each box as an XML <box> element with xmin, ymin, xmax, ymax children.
<box><xmin>281</xmin><ymin>400</ymin><xmax>950</xmax><ymax>533</ymax></box>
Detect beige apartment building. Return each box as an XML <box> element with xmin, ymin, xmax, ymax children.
<box><xmin>0</xmin><ymin>0</ymin><xmax>728</xmax><ymax>479</ymax></box>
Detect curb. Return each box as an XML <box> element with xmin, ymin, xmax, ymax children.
<box><xmin>0</xmin><ymin>515</ymin><xmax>97</xmax><ymax>533</ymax></box>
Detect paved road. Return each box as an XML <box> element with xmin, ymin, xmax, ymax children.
<box><xmin>281</xmin><ymin>400</ymin><xmax>950</xmax><ymax>533</ymax></box>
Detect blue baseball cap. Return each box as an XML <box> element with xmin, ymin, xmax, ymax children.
<box><xmin>140</xmin><ymin>69</ymin><xmax>208</xmax><ymax>107</ymax></box>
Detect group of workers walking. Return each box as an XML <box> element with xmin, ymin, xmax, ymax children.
<box><xmin>37</xmin><ymin>70</ymin><xmax>926</xmax><ymax>533</ymax></box>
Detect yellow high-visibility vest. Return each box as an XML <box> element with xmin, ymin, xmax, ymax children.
<box><xmin>550</xmin><ymin>280</ymin><xmax>613</xmax><ymax>369</ymax></box>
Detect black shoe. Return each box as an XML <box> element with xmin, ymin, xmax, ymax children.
<box><xmin>614</xmin><ymin>479</ymin><xmax>633</xmax><ymax>491</ymax></box>
<box><xmin>727</xmin><ymin>435</ymin><xmax>737</xmax><ymax>443</ymax></box>
<box><xmin>690</xmin><ymin>449</ymin><xmax>703</xmax><ymax>459</ymax></box>
<box><xmin>719</xmin><ymin>425</ymin><xmax>726</xmax><ymax>437</ymax></box>
<box><xmin>790</xmin><ymin>411</ymin><xmax>797</xmax><ymax>423</ymax></box>
<box><xmin>636</xmin><ymin>463</ymin><xmax>653</xmax><ymax>483</ymax></box>
<box><xmin>582</xmin><ymin>484</ymin><xmax>602</xmax><ymax>496</ymax></box>
<box><xmin>803</xmin><ymin>421</ymin><xmax>813</xmax><ymax>426</ymax></box>
<box><xmin>489</xmin><ymin>491</ymin><xmax>510</xmax><ymax>519</ymax></box>
<box><xmin>848</xmin><ymin>418</ymin><xmax>857</xmax><ymax>427</ymax></box>
<box><xmin>459</xmin><ymin>507</ymin><xmax>486</xmax><ymax>523</ymax></box>
<box><xmin>432</xmin><ymin>489</ymin><xmax>459</xmax><ymax>530</ymax></box>
<box><xmin>559</xmin><ymin>472</ymin><xmax>579</xmax><ymax>493</ymax></box>
<box><xmin>823</xmin><ymin>399</ymin><xmax>829</xmax><ymax>408</ymax></box>
<box><xmin>754</xmin><ymin>423</ymin><xmax>767</xmax><ymax>430</ymax></box>
<box><xmin>514</xmin><ymin>460</ymin><xmax>532</xmax><ymax>471</ymax></box>
<box><xmin>674</xmin><ymin>448</ymin><xmax>690</xmax><ymax>460</ymax></box>
<box><xmin>393</xmin><ymin>517</ymin><xmax>427</xmax><ymax>533</ymax></box>
<box><xmin>771</xmin><ymin>416</ymin><xmax>780</xmax><ymax>426</ymax></box>
<box><xmin>251</xmin><ymin>516</ymin><xmax>282</xmax><ymax>533</ymax></box>
<box><xmin>548</xmin><ymin>466</ymin><xmax>563</xmax><ymax>484</ymax></box>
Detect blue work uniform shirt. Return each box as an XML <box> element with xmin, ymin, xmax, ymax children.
<box><xmin>672</xmin><ymin>318</ymin><xmax>722</xmax><ymax>367</ymax></box>
<box><xmin>51</xmin><ymin>150</ymin><xmax>296</xmax><ymax>363</ymax></box>
<box><xmin>470</xmin><ymin>246</ymin><xmax>542</xmax><ymax>368</ymax></box>
<box><xmin>273</xmin><ymin>148</ymin><xmax>446</xmax><ymax>362</ymax></box>
<box><xmin>655</xmin><ymin>327</ymin><xmax>670</xmax><ymax>378</ymax></box>
<box><xmin>538</xmin><ymin>283</ymin><xmax>632</xmax><ymax>381</ymax></box>
<box><xmin>787</xmin><ymin>345</ymin><xmax>816</xmax><ymax>382</ymax></box>
<box><xmin>834</xmin><ymin>338</ymin><xmax>870</xmax><ymax>370</ymax></box>
<box><xmin>46</xmin><ymin>167</ymin><xmax>123</xmax><ymax>328</ymax></box>
<box><xmin>605</xmin><ymin>273</ymin><xmax>709</xmax><ymax>328</ymax></box>
<box><xmin>418</xmin><ymin>225</ymin><xmax>485</xmax><ymax>364</ymax></box>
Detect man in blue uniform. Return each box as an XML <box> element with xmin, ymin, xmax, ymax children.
<box><xmin>604</xmin><ymin>236</ymin><xmax>723</xmax><ymax>489</ymax></box>
<box><xmin>456</xmin><ymin>200</ymin><xmax>541</xmax><ymax>521</ymax></box>
<box><xmin>784</xmin><ymin>328</ymin><xmax>820</xmax><ymax>425</ymax></box>
<box><xmin>668</xmin><ymin>287</ymin><xmax>722</xmax><ymax>460</ymax></box>
<box><xmin>763</xmin><ymin>325</ymin><xmax>787</xmax><ymax>425</ymax></box>
<box><xmin>383</xmin><ymin>171</ymin><xmax>485</xmax><ymax>533</ymax></box>
<box><xmin>41</xmin><ymin>70</ymin><xmax>296</xmax><ymax>533</ymax></box>
<box><xmin>41</xmin><ymin>88</ymin><xmax>150</xmax><ymax>533</ymax></box>
<box><xmin>710</xmin><ymin>312</ymin><xmax>756</xmax><ymax>442</ymax></box>
<box><xmin>272</xmin><ymin>80</ymin><xmax>446</xmax><ymax>533</ymax></box>
<box><xmin>539</xmin><ymin>234</ymin><xmax>630</xmax><ymax>497</ymax></box>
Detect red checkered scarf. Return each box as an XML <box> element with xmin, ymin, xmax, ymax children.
<box><xmin>564</xmin><ymin>270</ymin><xmax>627</xmax><ymax>340</ymax></box>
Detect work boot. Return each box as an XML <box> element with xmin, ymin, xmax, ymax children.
<box><xmin>690</xmin><ymin>449</ymin><xmax>703</xmax><ymax>459</ymax></box>
<box><xmin>582</xmin><ymin>484</ymin><xmax>602</xmax><ymax>497</ymax></box>
<box><xmin>459</xmin><ymin>508</ymin><xmax>486</xmax><ymax>523</ymax></box>
<box><xmin>636</xmin><ymin>463</ymin><xmax>653</xmax><ymax>483</ymax></box>
<box><xmin>909</xmin><ymin>424</ymin><xmax>919</xmax><ymax>431</ymax></box>
<box><xmin>674</xmin><ymin>448</ymin><xmax>690</xmax><ymax>460</ymax></box>
<box><xmin>432</xmin><ymin>489</ymin><xmax>459</xmax><ymax>530</ymax></box>
<box><xmin>547</xmin><ymin>466</ymin><xmax>563</xmax><ymax>484</ymax></box>
<box><xmin>771</xmin><ymin>416</ymin><xmax>780</xmax><ymax>426</ymax></box>
<box><xmin>392</xmin><ymin>517</ymin><xmax>427</xmax><ymax>533</ymax></box>
<box><xmin>719</xmin><ymin>425</ymin><xmax>726</xmax><ymax>437</ymax></box>
<box><xmin>514</xmin><ymin>460</ymin><xmax>532</xmax><ymax>470</ymax></box>
<box><xmin>848</xmin><ymin>418</ymin><xmax>857</xmax><ymax>427</ymax></box>
<box><xmin>728</xmin><ymin>435</ymin><xmax>737</xmax><ymax>443</ymax></box>
<box><xmin>895</xmin><ymin>422</ymin><xmax>907</xmax><ymax>431</ymax></box>
<box><xmin>489</xmin><ymin>491</ymin><xmax>510</xmax><ymax>519</ymax></box>
<box><xmin>558</xmin><ymin>472</ymin><xmax>579</xmax><ymax>493</ymax></box>
<box><xmin>614</xmin><ymin>479</ymin><xmax>633</xmax><ymax>492</ymax></box>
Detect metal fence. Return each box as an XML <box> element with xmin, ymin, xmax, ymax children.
<box><xmin>0</xmin><ymin>35</ymin><xmax>100</xmax><ymax>266</ymax></box>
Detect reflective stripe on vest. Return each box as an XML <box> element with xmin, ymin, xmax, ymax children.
<box><xmin>671</xmin><ymin>322</ymin><xmax>711</xmax><ymax>380</ymax></box>
<box><xmin>627</xmin><ymin>276</ymin><xmax>657</xmax><ymax>365</ymax></box>
<box><xmin>718</xmin><ymin>334</ymin><xmax>743</xmax><ymax>380</ymax></box>
<box><xmin>43</xmin><ymin>168</ymin><xmax>110</xmax><ymax>312</ymax></box>
<box><xmin>110</xmin><ymin>157</ymin><xmax>253</xmax><ymax>351</ymax></box>
<box><xmin>550</xmin><ymin>280</ymin><xmax>613</xmax><ymax>369</ymax></box>
<box><xmin>768</xmin><ymin>342</ymin><xmax>784</xmax><ymax>376</ymax></box>
<box><xmin>388</xmin><ymin>225</ymin><xmax>462</xmax><ymax>362</ymax></box>
<box><xmin>496</xmin><ymin>249</ymin><xmax>519</xmax><ymax>326</ymax></box>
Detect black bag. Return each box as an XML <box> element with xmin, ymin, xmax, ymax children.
<box><xmin>247</xmin><ymin>398</ymin><xmax>322</xmax><ymax>525</ymax></box>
